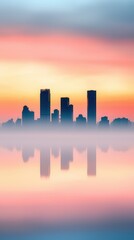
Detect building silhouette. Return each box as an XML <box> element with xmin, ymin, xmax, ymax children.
<box><xmin>22</xmin><ymin>106</ymin><xmax>34</xmax><ymax>126</ymax></box>
<box><xmin>61</xmin><ymin>97</ymin><xmax>73</xmax><ymax>124</ymax></box>
<box><xmin>2</xmin><ymin>119</ymin><xmax>15</xmax><ymax>128</ymax></box>
<box><xmin>15</xmin><ymin>118</ymin><xmax>21</xmax><ymax>128</ymax></box>
<box><xmin>98</xmin><ymin>116</ymin><xmax>109</xmax><ymax>128</ymax></box>
<box><xmin>1</xmin><ymin>87</ymin><xmax>134</xmax><ymax>131</ymax></box>
<box><xmin>40</xmin><ymin>89</ymin><xmax>51</xmax><ymax>123</ymax></box>
<box><xmin>111</xmin><ymin>118</ymin><xmax>131</xmax><ymax>128</ymax></box>
<box><xmin>61</xmin><ymin>97</ymin><xmax>69</xmax><ymax>123</ymax></box>
<box><xmin>76</xmin><ymin>114</ymin><xmax>86</xmax><ymax>125</ymax></box>
<box><xmin>87</xmin><ymin>90</ymin><xmax>96</xmax><ymax>126</ymax></box>
<box><xmin>52</xmin><ymin>109</ymin><xmax>59</xmax><ymax>124</ymax></box>
<box><xmin>68</xmin><ymin>104</ymin><xmax>73</xmax><ymax>123</ymax></box>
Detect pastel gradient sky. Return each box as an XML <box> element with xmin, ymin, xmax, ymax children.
<box><xmin>0</xmin><ymin>0</ymin><xmax>134</xmax><ymax>122</ymax></box>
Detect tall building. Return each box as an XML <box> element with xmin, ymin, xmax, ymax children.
<box><xmin>68</xmin><ymin>104</ymin><xmax>73</xmax><ymax>123</ymax></box>
<box><xmin>61</xmin><ymin>97</ymin><xmax>73</xmax><ymax>123</ymax></box>
<box><xmin>61</xmin><ymin>97</ymin><xmax>69</xmax><ymax>123</ymax></box>
<box><xmin>22</xmin><ymin>106</ymin><xmax>34</xmax><ymax>126</ymax></box>
<box><xmin>52</xmin><ymin>109</ymin><xmax>59</xmax><ymax>124</ymax></box>
<box><xmin>87</xmin><ymin>90</ymin><xmax>96</xmax><ymax>126</ymax></box>
<box><xmin>40</xmin><ymin>89</ymin><xmax>51</xmax><ymax>123</ymax></box>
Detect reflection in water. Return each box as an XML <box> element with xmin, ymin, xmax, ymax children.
<box><xmin>0</xmin><ymin>133</ymin><xmax>134</xmax><ymax>178</ymax></box>
<box><xmin>61</xmin><ymin>146</ymin><xmax>73</xmax><ymax>170</ymax></box>
<box><xmin>22</xmin><ymin>144</ymin><xmax>94</xmax><ymax>177</ymax></box>
<box><xmin>87</xmin><ymin>145</ymin><xmax>96</xmax><ymax>176</ymax></box>
<box><xmin>0</xmin><ymin>133</ymin><xmax>134</xmax><ymax>239</ymax></box>
<box><xmin>21</xmin><ymin>144</ymin><xmax>96</xmax><ymax>177</ymax></box>
<box><xmin>22</xmin><ymin>145</ymin><xmax>34</xmax><ymax>162</ymax></box>
<box><xmin>51</xmin><ymin>146</ymin><xmax>60</xmax><ymax>158</ymax></box>
<box><xmin>40</xmin><ymin>147</ymin><xmax>51</xmax><ymax>178</ymax></box>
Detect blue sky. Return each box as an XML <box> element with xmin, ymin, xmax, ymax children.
<box><xmin>1</xmin><ymin>0</ymin><xmax>90</xmax><ymax>10</ymax></box>
<box><xmin>0</xmin><ymin>0</ymin><xmax>133</xmax><ymax>39</ymax></box>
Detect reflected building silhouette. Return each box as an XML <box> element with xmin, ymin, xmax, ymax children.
<box><xmin>99</xmin><ymin>143</ymin><xmax>109</xmax><ymax>152</ymax></box>
<box><xmin>51</xmin><ymin>146</ymin><xmax>60</xmax><ymax>158</ymax></box>
<box><xmin>87</xmin><ymin>145</ymin><xmax>96</xmax><ymax>176</ymax></box>
<box><xmin>61</xmin><ymin>146</ymin><xmax>73</xmax><ymax>170</ymax></box>
<box><xmin>40</xmin><ymin>147</ymin><xmax>50</xmax><ymax>178</ymax></box>
<box><xmin>75</xmin><ymin>144</ymin><xmax>86</xmax><ymax>153</ymax></box>
<box><xmin>1</xmin><ymin>134</ymin><xmax>134</xmax><ymax>179</ymax></box>
<box><xmin>22</xmin><ymin>145</ymin><xmax>34</xmax><ymax>162</ymax></box>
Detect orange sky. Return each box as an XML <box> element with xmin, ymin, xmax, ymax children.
<box><xmin>0</xmin><ymin>33</ymin><xmax>134</xmax><ymax>122</ymax></box>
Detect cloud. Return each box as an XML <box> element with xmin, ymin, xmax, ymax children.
<box><xmin>0</xmin><ymin>0</ymin><xmax>134</xmax><ymax>39</ymax></box>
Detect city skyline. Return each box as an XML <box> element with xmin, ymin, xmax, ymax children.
<box><xmin>0</xmin><ymin>80</ymin><xmax>134</xmax><ymax>123</ymax></box>
<box><xmin>0</xmin><ymin>88</ymin><xmax>133</xmax><ymax>128</ymax></box>
<box><xmin>0</xmin><ymin>2</ymin><xmax>134</xmax><ymax>240</ymax></box>
<box><xmin>0</xmin><ymin>1</ymin><xmax>133</xmax><ymax>123</ymax></box>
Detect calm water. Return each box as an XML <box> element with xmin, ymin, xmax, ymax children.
<box><xmin>0</xmin><ymin>132</ymin><xmax>134</xmax><ymax>239</ymax></box>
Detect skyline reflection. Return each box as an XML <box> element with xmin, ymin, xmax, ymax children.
<box><xmin>0</xmin><ymin>132</ymin><xmax>134</xmax><ymax>178</ymax></box>
<box><xmin>0</xmin><ymin>132</ymin><xmax>134</xmax><ymax>239</ymax></box>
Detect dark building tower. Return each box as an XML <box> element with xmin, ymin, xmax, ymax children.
<box><xmin>61</xmin><ymin>97</ymin><xmax>69</xmax><ymax>123</ymax></box>
<box><xmin>52</xmin><ymin>109</ymin><xmax>59</xmax><ymax>124</ymax></box>
<box><xmin>61</xmin><ymin>97</ymin><xmax>73</xmax><ymax>124</ymax></box>
<box><xmin>22</xmin><ymin>106</ymin><xmax>34</xmax><ymax>126</ymax></box>
<box><xmin>40</xmin><ymin>89</ymin><xmax>51</xmax><ymax>123</ymax></box>
<box><xmin>87</xmin><ymin>90</ymin><xmax>96</xmax><ymax>126</ymax></box>
<box><xmin>68</xmin><ymin>104</ymin><xmax>73</xmax><ymax>123</ymax></box>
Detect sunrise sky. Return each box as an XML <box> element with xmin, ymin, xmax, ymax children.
<box><xmin>0</xmin><ymin>0</ymin><xmax>134</xmax><ymax>122</ymax></box>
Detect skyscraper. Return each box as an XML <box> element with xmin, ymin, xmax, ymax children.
<box><xmin>22</xmin><ymin>106</ymin><xmax>34</xmax><ymax>126</ymax></box>
<box><xmin>40</xmin><ymin>89</ymin><xmax>51</xmax><ymax>123</ymax></box>
<box><xmin>61</xmin><ymin>97</ymin><xmax>69</xmax><ymax>122</ymax></box>
<box><xmin>61</xmin><ymin>98</ymin><xmax>73</xmax><ymax>123</ymax></box>
<box><xmin>52</xmin><ymin>109</ymin><xmax>59</xmax><ymax>124</ymax></box>
<box><xmin>87</xmin><ymin>90</ymin><xmax>96</xmax><ymax>126</ymax></box>
<box><xmin>68</xmin><ymin>104</ymin><xmax>73</xmax><ymax>123</ymax></box>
